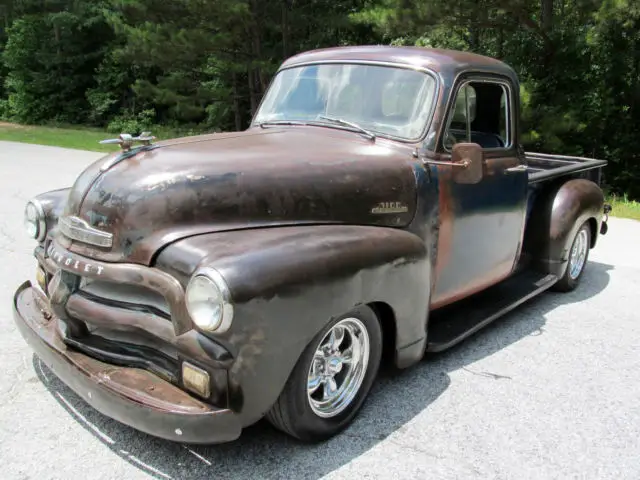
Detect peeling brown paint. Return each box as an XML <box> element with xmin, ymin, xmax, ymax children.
<box><xmin>434</xmin><ymin>166</ymin><xmax>454</xmax><ymax>281</ymax></box>
<box><xmin>12</xmin><ymin>45</ymin><xmax>609</xmax><ymax>445</ymax></box>
<box><xmin>60</xmin><ymin>129</ymin><xmax>418</xmax><ymax>265</ymax></box>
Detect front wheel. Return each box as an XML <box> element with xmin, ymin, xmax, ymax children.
<box><xmin>553</xmin><ymin>221</ymin><xmax>591</xmax><ymax>292</ymax></box>
<box><xmin>266</xmin><ymin>305</ymin><xmax>382</xmax><ymax>442</ymax></box>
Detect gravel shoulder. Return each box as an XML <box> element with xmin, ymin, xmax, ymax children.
<box><xmin>1</xmin><ymin>141</ymin><xmax>638</xmax><ymax>480</ymax></box>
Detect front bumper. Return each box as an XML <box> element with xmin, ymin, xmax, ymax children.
<box><xmin>13</xmin><ymin>281</ymin><xmax>241</xmax><ymax>444</ymax></box>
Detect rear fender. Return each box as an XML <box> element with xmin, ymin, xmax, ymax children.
<box><xmin>155</xmin><ymin>225</ymin><xmax>431</xmax><ymax>425</ymax></box>
<box><xmin>524</xmin><ymin>179</ymin><xmax>604</xmax><ymax>277</ymax></box>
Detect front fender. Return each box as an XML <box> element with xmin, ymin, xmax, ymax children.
<box><xmin>34</xmin><ymin>187</ymin><xmax>71</xmax><ymax>241</ymax></box>
<box><xmin>155</xmin><ymin>225</ymin><xmax>431</xmax><ymax>426</ymax></box>
<box><xmin>524</xmin><ymin>178</ymin><xmax>604</xmax><ymax>277</ymax></box>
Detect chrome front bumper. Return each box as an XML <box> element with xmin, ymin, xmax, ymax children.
<box><xmin>13</xmin><ymin>281</ymin><xmax>241</xmax><ymax>444</ymax></box>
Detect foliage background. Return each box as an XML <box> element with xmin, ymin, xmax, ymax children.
<box><xmin>0</xmin><ymin>0</ymin><xmax>638</xmax><ymax>198</ymax></box>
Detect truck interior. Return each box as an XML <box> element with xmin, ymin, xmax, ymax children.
<box><xmin>443</xmin><ymin>81</ymin><xmax>509</xmax><ymax>150</ymax></box>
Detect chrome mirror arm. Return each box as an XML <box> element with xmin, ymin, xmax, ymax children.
<box><xmin>413</xmin><ymin>149</ymin><xmax>470</xmax><ymax>169</ymax></box>
<box><xmin>422</xmin><ymin>159</ymin><xmax>470</xmax><ymax>168</ymax></box>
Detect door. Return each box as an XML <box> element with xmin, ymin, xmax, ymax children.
<box><xmin>430</xmin><ymin>75</ymin><xmax>529</xmax><ymax>309</ymax></box>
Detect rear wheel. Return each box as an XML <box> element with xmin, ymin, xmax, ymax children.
<box><xmin>553</xmin><ymin>221</ymin><xmax>591</xmax><ymax>292</ymax></box>
<box><xmin>266</xmin><ymin>305</ymin><xmax>382</xmax><ymax>442</ymax></box>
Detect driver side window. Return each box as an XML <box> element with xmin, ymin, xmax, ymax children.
<box><xmin>443</xmin><ymin>80</ymin><xmax>511</xmax><ymax>151</ymax></box>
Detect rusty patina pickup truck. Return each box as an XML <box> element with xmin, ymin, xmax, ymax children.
<box><xmin>14</xmin><ymin>46</ymin><xmax>611</xmax><ymax>444</ymax></box>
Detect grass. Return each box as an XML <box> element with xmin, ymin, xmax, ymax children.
<box><xmin>0</xmin><ymin>122</ymin><xmax>122</xmax><ymax>152</ymax></box>
<box><xmin>0</xmin><ymin>121</ymin><xmax>184</xmax><ymax>153</ymax></box>
<box><xmin>606</xmin><ymin>193</ymin><xmax>640</xmax><ymax>221</ymax></box>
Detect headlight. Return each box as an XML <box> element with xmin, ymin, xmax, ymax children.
<box><xmin>185</xmin><ymin>267</ymin><xmax>234</xmax><ymax>332</ymax></box>
<box><xmin>24</xmin><ymin>200</ymin><xmax>46</xmax><ymax>242</ymax></box>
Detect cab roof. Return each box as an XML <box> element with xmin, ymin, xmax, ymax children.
<box><xmin>280</xmin><ymin>45</ymin><xmax>518</xmax><ymax>83</ymax></box>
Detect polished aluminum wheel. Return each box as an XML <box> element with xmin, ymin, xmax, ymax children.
<box><xmin>307</xmin><ymin>317</ymin><xmax>370</xmax><ymax>418</ymax></box>
<box><xmin>569</xmin><ymin>228</ymin><xmax>589</xmax><ymax>279</ymax></box>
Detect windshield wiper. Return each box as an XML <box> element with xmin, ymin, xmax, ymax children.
<box><xmin>258</xmin><ymin>120</ymin><xmax>308</xmax><ymax>128</ymax></box>
<box><xmin>316</xmin><ymin>116</ymin><xmax>376</xmax><ymax>141</ymax></box>
<box><xmin>258</xmin><ymin>117</ymin><xmax>376</xmax><ymax>141</ymax></box>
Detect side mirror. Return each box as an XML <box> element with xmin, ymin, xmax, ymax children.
<box><xmin>452</xmin><ymin>142</ymin><xmax>483</xmax><ymax>184</ymax></box>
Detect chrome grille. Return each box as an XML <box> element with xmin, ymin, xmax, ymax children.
<box><xmin>79</xmin><ymin>279</ymin><xmax>171</xmax><ymax>318</ymax></box>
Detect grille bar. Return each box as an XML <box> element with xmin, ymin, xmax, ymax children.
<box><xmin>76</xmin><ymin>290</ymin><xmax>171</xmax><ymax>320</ymax></box>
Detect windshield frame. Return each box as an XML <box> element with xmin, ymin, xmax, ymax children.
<box><xmin>251</xmin><ymin>60</ymin><xmax>441</xmax><ymax>144</ymax></box>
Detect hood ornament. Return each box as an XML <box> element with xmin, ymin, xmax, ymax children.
<box><xmin>99</xmin><ymin>132</ymin><xmax>156</xmax><ymax>152</ymax></box>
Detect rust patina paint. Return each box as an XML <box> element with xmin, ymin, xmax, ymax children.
<box><xmin>434</xmin><ymin>167</ymin><xmax>454</xmax><ymax>281</ymax></box>
<box><xmin>12</xmin><ymin>45</ymin><xmax>608</xmax><ymax>444</ymax></box>
<box><xmin>63</xmin><ymin>129</ymin><xmax>418</xmax><ymax>265</ymax></box>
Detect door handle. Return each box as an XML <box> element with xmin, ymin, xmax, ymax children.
<box><xmin>505</xmin><ymin>165</ymin><xmax>528</xmax><ymax>174</ymax></box>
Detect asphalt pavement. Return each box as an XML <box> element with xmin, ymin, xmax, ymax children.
<box><xmin>0</xmin><ymin>140</ymin><xmax>638</xmax><ymax>480</ymax></box>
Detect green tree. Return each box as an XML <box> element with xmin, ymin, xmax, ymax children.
<box><xmin>96</xmin><ymin>0</ymin><xmax>377</xmax><ymax>131</ymax></box>
<box><xmin>0</xmin><ymin>0</ymin><xmax>15</xmax><ymax>115</ymax></box>
<box><xmin>2</xmin><ymin>0</ymin><xmax>113</xmax><ymax>123</ymax></box>
<box><xmin>0</xmin><ymin>0</ymin><xmax>637</xmax><ymax>197</ymax></box>
<box><xmin>354</xmin><ymin>0</ymin><xmax>640</xmax><ymax>198</ymax></box>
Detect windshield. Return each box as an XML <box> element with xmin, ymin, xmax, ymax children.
<box><xmin>253</xmin><ymin>63</ymin><xmax>437</xmax><ymax>141</ymax></box>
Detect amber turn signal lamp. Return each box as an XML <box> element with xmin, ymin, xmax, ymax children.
<box><xmin>36</xmin><ymin>267</ymin><xmax>47</xmax><ymax>292</ymax></box>
<box><xmin>182</xmin><ymin>362</ymin><xmax>211</xmax><ymax>399</ymax></box>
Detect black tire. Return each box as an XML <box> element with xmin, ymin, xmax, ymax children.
<box><xmin>266</xmin><ymin>304</ymin><xmax>383</xmax><ymax>442</ymax></box>
<box><xmin>553</xmin><ymin>221</ymin><xmax>591</xmax><ymax>292</ymax></box>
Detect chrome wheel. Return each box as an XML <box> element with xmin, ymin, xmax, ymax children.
<box><xmin>569</xmin><ymin>228</ymin><xmax>589</xmax><ymax>279</ymax></box>
<box><xmin>307</xmin><ymin>317</ymin><xmax>370</xmax><ymax>418</ymax></box>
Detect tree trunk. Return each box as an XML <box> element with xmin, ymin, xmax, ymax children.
<box><xmin>541</xmin><ymin>0</ymin><xmax>553</xmax><ymax>32</ymax></box>
<box><xmin>249</xmin><ymin>0</ymin><xmax>266</xmax><ymax>93</ymax></box>
<box><xmin>469</xmin><ymin>24</ymin><xmax>479</xmax><ymax>51</ymax></box>
<box><xmin>469</xmin><ymin>0</ymin><xmax>481</xmax><ymax>51</ymax></box>
<box><xmin>232</xmin><ymin>72</ymin><xmax>242</xmax><ymax>131</ymax></box>
<box><xmin>282</xmin><ymin>1</ymin><xmax>289</xmax><ymax>59</ymax></box>
<box><xmin>53</xmin><ymin>23</ymin><xmax>61</xmax><ymax>55</ymax></box>
<box><xmin>247</xmin><ymin>65</ymin><xmax>257</xmax><ymax>115</ymax></box>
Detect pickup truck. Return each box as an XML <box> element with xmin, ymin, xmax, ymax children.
<box><xmin>14</xmin><ymin>46</ymin><xmax>611</xmax><ymax>444</ymax></box>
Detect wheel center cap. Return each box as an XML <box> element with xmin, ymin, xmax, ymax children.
<box><xmin>326</xmin><ymin>357</ymin><xmax>343</xmax><ymax>375</ymax></box>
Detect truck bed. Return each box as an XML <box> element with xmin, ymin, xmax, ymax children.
<box><xmin>525</xmin><ymin>151</ymin><xmax>607</xmax><ymax>185</ymax></box>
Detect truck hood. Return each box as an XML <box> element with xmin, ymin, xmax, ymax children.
<box><xmin>59</xmin><ymin>127</ymin><xmax>418</xmax><ymax>264</ymax></box>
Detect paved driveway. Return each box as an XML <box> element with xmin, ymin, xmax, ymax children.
<box><xmin>1</xmin><ymin>141</ymin><xmax>638</xmax><ymax>479</ymax></box>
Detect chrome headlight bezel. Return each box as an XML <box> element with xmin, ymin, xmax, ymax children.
<box><xmin>185</xmin><ymin>267</ymin><xmax>234</xmax><ymax>333</ymax></box>
<box><xmin>24</xmin><ymin>199</ymin><xmax>47</xmax><ymax>242</ymax></box>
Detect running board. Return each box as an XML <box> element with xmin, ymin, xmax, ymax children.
<box><xmin>426</xmin><ymin>271</ymin><xmax>558</xmax><ymax>353</ymax></box>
